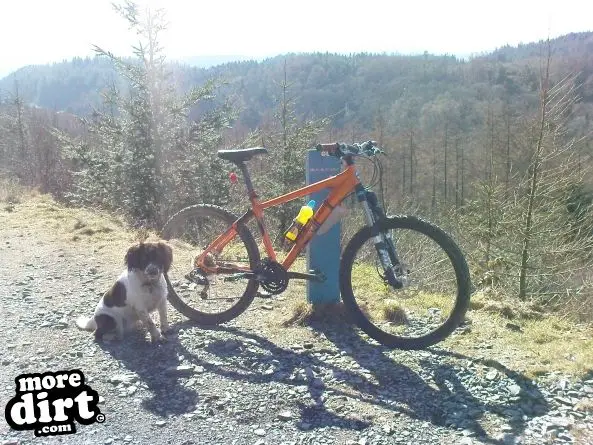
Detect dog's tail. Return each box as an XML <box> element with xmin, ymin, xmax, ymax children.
<box><xmin>75</xmin><ymin>316</ymin><xmax>96</xmax><ymax>331</ymax></box>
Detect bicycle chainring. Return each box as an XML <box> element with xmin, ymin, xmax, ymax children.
<box><xmin>255</xmin><ymin>258</ymin><xmax>289</xmax><ymax>295</ymax></box>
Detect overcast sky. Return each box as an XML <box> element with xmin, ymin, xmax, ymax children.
<box><xmin>1</xmin><ymin>0</ymin><xmax>592</xmax><ymax>77</ymax></box>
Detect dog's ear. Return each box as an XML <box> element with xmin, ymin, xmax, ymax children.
<box><xmin>125</xmin><ymin>243</ymin><xmax>141</xmax><ymax>269</ymax></box>
<box><xmin>158</xmin><ymin>242</ymin><xmax>173</xmax><ymax>273</ymax></box>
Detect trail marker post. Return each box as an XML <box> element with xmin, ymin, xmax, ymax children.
<box><xmin>306</xmin><ymin>149</ymin><xmax>342</xmax><ymax>305</ymax></box>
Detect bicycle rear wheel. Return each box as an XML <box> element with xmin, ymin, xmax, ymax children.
<box><xmin>340</xmin><ymin>215</ymin><xmax>471</xmax><ymax>350</ymax></box>
<box><xmin>161</xmin><ymin>204</ymin><xmax>260</xmax><ymax>325</ymax></box>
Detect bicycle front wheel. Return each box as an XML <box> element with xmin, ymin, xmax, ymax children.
<box><xmin>161</xmin><ymin>204</ymin><xmax>260</xmax><ymax>325</ymax></box>
<box><xmin>340</xmin><ymin>215</ymin><xmax>471</xmax><ymax>350</ymax></box>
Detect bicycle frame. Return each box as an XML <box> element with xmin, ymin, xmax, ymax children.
<box><xmin>195</xmin><ymin>161</ymin><xmax>361</xmax><ymax>274</ymax></box>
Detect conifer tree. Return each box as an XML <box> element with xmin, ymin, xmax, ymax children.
<box><xmin>61</xmin><ymin>1</ymin><xmax>234</xmax><ymax>226</ymax></box>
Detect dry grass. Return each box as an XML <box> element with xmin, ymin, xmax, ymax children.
<box><xmin>0</xmin><ymin>177</ymin><xmax>39</xmax><ymax>210</ymax></box>
<box><xmin>574</xmin><ymin>398</ymin><xmax>593</xmax><ymax>413</ymax></box>
<box><xmin>0</xmin><ymin>191</ymin><xmax>163</xmax><ymax>271</ymax></box>
<box><xmin>349</xmin><ymin>262</ymin><xmax>458</xmax><ymax>314</ymax></box>
<box><xmin>283</xmin><ymin>300</ymin><xmax>316</xmax><ymax>326</ymax></box>
<box><xmin>283</xmin><ymin>300</ymin><xmax>354</xmax><ymax>327</ymax></box>
<box><xmin>469</xmin><ymin>291</ymin><xmax>545</xmax><ymax>320</ymax></box>
<box><xmin>449</xmin><ymin>295</ymin><xmax>593</xmax><ymax>378</ymax></box>
<box><xmin>380</xmin><ymin>300</ymin><xmax>409</xmax><ymax>325</ymax></box>
<box><xmin>573</xmin><ymin>425</ymin><xmax>593</xmax><ymax>445</ymax></box>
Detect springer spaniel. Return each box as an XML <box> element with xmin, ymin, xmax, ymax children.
<box><xmin>76</xmin><ymin>241</ymin><xmax>173</xmax><ymax>343</ymax></box>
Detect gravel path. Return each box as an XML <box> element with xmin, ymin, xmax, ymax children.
<box><xmin>1</xmin><ymin>224</ymin><xmax>593</xmax><ymax>445</ymax></box>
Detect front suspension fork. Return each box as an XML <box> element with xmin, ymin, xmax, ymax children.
<box><xmin>358</xmin><ymin>188</ymin><xmax>403</xmax><ymax>289</ymax></box>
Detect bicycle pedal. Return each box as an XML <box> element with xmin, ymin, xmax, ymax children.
<box><xmin>186</xmin><ymin>270</ymin><xmax>209</xmax><ymax>285</ymax></box>
<box><xmin>308</xmin><ymin>269</ymin><xmax>326</xmax><ymax>283</ymax></box>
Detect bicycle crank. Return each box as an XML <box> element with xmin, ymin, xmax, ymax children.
<box><xmin>254</xmin><ymin>258</ymin><xmax>289</xmax><ymax>295</ymax></box>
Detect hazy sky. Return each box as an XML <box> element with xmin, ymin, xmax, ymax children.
<box><xmin>1</xmin><ymin>0</ymin><xmax>592</xmax><ymax>77</ymax></box>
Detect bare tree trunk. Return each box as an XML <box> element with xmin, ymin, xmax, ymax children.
<box><xmin>443</xmin><ymin>120</ymin><xmax>448</xmax><ymax>203</ymax></box>
<box><xmin>375</xmin><ymin>107</ymin><xmax>385</xmax><ymax>147</ymax></box>
<box><xmin>485</xmin><ymin>185</ymin><xmax>493</xmax><ymax>264</ymax></box>
<box><xmin>409</xmin><ymin>129</ymin><xmax>415</xmax><ymax>195</ymax></box>
<box><xmin>13</xmin><ymin>81</ymin><xmax>28</xmax><ymax>163</ymax></box>
<box><xmin>10</xmin><ymin>80</ymin><xmax>32</xmax><ymax>184</ymax></box>
<box><xmin>461</xmin><ymin>142</ymin><xmax>465</xmax><ymax>205</ymax></box>
<box><xmin>143</xmin><ymin>6</ymin><xmax>166</xmax><ymax>225</ymax></box>
<box><xmin>432</xmin><ymin>143</ymin><xmax>437</xmax><ymax>211</ymax></box>
<box><xmin>402</xmin><ymin>148</ymin><xmax>406</xmax><ymax>200</ymax></box>
<box><xmin>505</xmin><ymin>105</ymin><xmax>512</xmax><ymax>199</ymax></box>
<box><xmin>519</xmin><ymin>42</ymin><xmax>551</xmax><ymax>300</ymax></box>
<box><xmin>278</xmin><ymin>59</ymin><xmax>292</xmax><ymax>241</ymax></box>
<box><xmin>455</xmin><ymin>137</ymin><xmax>460</xmax><ymax>208</ymax></box>
<box><xmin>485</xmin><ymin>108</ymin><xmax>497</xmax><ymax>264</ymax></box>
<box><xmin>486</xmin><ymin>103</ymin><xmax>494</xmax><ymax>184</ymax></box>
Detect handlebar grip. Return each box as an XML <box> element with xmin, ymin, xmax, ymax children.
<box><xmin>315</xmin><ymin>141</ymin><xmax>384</xmax><ymax>158</ymax></box>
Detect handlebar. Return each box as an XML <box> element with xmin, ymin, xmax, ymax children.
<box><xmin>314</xmin><ymin>140</ymin><xmax>385</xmax><ymax>158</ymax></box>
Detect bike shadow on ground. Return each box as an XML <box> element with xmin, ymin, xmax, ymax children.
<box><xmin>95</xmin><ymin>328</ymin><xmax>200</xmax><ymax>417</ymax></box>
<box><xmin>165</xmin><ymin>319</ymin><xmax>374</xmax><ymax>432</ymax></box>
<box><xmin>167</xmin><ymin>314</ymin><xmax>550</xmax><ymax>444</ymax></box>
<box><xmin>307</xmin><ymin>315</ymin><xmax>551</xmax><ymax>444</ymax></box>
<box><xmin>426</xmin><ymin>347</ymin><xmax>551</xmax><ymax>440</ymax></box>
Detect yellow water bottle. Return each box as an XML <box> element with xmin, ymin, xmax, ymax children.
<box><xmin>285</xmin><ymin>200</ymin><xmax>316</xmax><ymax>242</ymax></box>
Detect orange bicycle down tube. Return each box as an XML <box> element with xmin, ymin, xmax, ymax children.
<box><xmin>259</xmin><ymin>164</ymin><xmax>360</xmax><ymax>270</ymax></box>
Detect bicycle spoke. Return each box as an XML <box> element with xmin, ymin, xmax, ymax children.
<box><xmin>162</xmin><ymin>205</ymin><xmax>259</xmax><ymax>322</ymax></box>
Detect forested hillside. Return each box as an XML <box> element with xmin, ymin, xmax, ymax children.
<box><xmin>1</xmin><ymin>11</ymin><xmax>593</xmax><ymax>316</ymax></box>
<box><xmin>2</xmin><ymin>32</ymin><xmax>592</xmax><ymax>133</ymax></box>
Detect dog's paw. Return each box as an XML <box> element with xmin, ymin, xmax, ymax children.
<box><xmin>150</xmin><ymin>331</ymin><xmax>167</xmax><ymax>344</ymax></box>
<box><xmin>152</xmin><ymin>335</ymin><xmax>168</xmax><ymax>344</ymax></box>
<box><xmin>95</xmin><ymin>332</ymin><xmax>119</xmax><ymax>343</ymax></box>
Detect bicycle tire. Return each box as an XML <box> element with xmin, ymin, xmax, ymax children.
<box><xmin>339</xmin><ymin>215</ymin><xmax>471</xmax><ymax>350</ymax></box>
<box><xmin>161</xmin><ymin>204</ymin><xmax>260</xmax><ymax>325</ymax></box>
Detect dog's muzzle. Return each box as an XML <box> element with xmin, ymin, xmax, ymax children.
<box><xmin>145</xmin><ymin>264</ymin><xmax>161</xmax><ymax>278</ymax></box>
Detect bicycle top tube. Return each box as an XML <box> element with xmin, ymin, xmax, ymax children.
<box><xmin>218</xmin><ymin>140</ymin><xmax>384</xmax><ymax>196</ymax></box>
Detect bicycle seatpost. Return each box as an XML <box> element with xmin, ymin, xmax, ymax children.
<box><xmin>237</xmin><ymin>162</ymin><xmax>257</xmax><ymax>198</ymax></box>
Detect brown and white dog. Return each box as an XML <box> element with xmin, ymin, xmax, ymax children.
<box><xmin>76</xmin><ymin>242</ymin><xmax>173</xmax><ymax>343</ymax></box>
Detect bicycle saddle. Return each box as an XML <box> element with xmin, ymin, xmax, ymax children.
<box><xmin>217</xmin><ymin>147</ymin><xmax>268</xmax><ymax>163</ymax></box>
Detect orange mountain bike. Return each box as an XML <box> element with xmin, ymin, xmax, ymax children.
<box><xmin>161</xmin><ymin>141</ymin><xmax>471</xmax><ymax>350</ymax></box>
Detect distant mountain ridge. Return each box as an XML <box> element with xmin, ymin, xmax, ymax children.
<box><xmin>0</xmin><ymin>32</ymin><xmax>591</xmax><ymax>133</ymax></box>
<box><xmin>176</xmin><ymin>54</ymin><xmax>261</xmax><ymax>68</ymax></box>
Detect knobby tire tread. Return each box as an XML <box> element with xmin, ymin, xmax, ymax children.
<box><xmin>339</xmin><ymin>215</ymin><xmax>471</xmax><ymax>350</ymax></box>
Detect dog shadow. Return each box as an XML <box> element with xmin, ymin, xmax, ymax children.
<box><xmin>96</xmin><ymin>329</ymin><xmax>199</xmax><ymax>417</ymax></box>
<box><xmin>166</xmin><ymin>317</ymin><xmax>550</xmax><ymax>443</ymax></box>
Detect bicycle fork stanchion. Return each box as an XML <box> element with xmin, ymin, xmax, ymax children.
<box><xmin>306</xmin><ymin>149</ymin><xmax>342</xmax><ymax>305</ymax></box>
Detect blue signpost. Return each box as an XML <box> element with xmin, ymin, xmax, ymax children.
<box><xmin>306</xmin><ymin>149</ymin><xmax>342</xmax><ymax>305</ymax></box>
